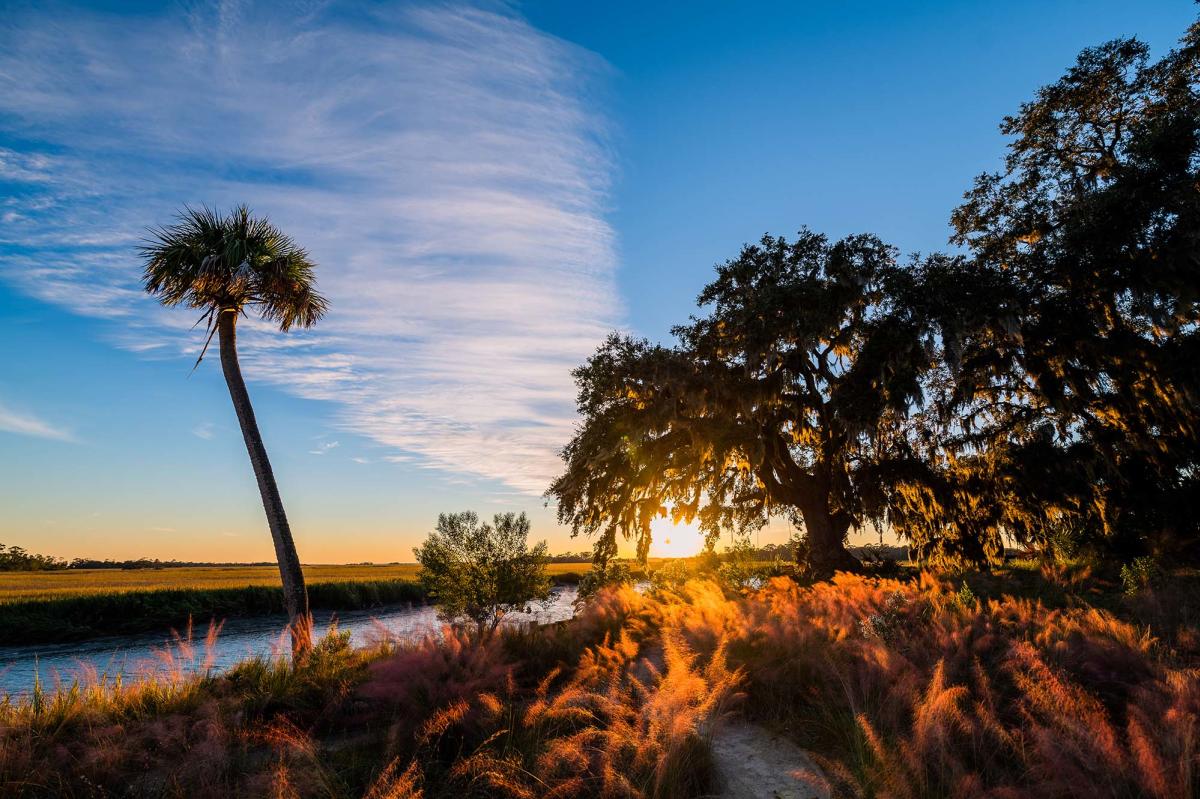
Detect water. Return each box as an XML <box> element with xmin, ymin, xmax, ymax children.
<box><xmin>0</xmin><ymin>586</ymin><xmax>578</xmax><ymax>698</ymax></box>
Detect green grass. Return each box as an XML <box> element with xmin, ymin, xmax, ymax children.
<box><xmin>0</xmin><ymin>563</ymin><xmax>587</xmax><ymax>645</ymax></box>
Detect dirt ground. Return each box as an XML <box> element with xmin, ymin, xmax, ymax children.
<box><xmin>710</xmin><ymin>723</ymin><xmax>831</xmax><ymax>799</ymax></box>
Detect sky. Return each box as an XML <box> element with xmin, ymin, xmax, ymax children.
<box><xmin>0</xmin><ymin>0</ymin><xmax>1194</xmax><ymax>563</ymax></box>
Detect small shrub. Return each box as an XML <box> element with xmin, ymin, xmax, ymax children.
<box><xmin>649</xmin><ymin>560</ymin><xmax>691</xmax><ymax>594</ymax></box>
<box><xmin>577</xmin><ymin>562</ymin><xmax>634</xmax><ymax>603</ymax></box>
<box><xmin>414</xmin><ymin>511</ymin><xmax>551</xmax><ymax>636</ymax></box>
<box><xmin>714</xmin><ymin>536</ymin><xmax>767</xmax><ymax>592</ymax></box>
<box><xmin>857</xmin><ymin>590</ymin><xmax>909</xmax><ymax>642</ymax></box>
<box><xmin>1121</xmin><ymin>556</ymin><xmax>1162</xmax><ymax>595</ymax></box>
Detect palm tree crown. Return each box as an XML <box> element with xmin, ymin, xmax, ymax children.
<box><xmin>141</xmin><ymin>205</ymin><xmax>327</xmax><ymax>332</ymax></box>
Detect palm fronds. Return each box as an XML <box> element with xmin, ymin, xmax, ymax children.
<box><xmin>140</xmin><ymin>205</ymin><xmax>328</xmax><ymax>332</ymax></box>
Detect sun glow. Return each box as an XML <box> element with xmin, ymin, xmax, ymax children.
<box><xmin>649</xmin><ymin>516</ymin><xmax>706</xmax><ymax>558</ymax></box>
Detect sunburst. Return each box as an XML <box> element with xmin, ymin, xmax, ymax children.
<box><xmin>649</xmin><ymin>515</ymin><xmax>705</xmax><ymax>558</ymax></box>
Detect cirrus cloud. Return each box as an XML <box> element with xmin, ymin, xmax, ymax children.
<box><xmin>0</xmin><ymin>400</ymin><xmax>74</xmax><ymax>442</ymax></box>
<box><xmin>0</xmin><ymin>0</ymin><xmax>621</xmax><ymax>495</ymax></box>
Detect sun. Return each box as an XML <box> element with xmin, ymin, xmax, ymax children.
<box><xmin>649</xmin><ymin>515</ymin><xmax>706</xmax><ymax>558</ymax></box>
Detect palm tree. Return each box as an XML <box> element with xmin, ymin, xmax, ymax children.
<box><xmin>140</xmin><ymin>205</ymin><xmax>327</xmax><ymax>657</ymax></box>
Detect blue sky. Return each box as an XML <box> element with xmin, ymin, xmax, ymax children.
<box><xmin>0</xmin><ymin>0</ymin><xmax>1194</xmax><ymax>562</ymax></box>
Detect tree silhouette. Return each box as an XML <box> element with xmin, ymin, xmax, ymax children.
<box><xmin>925</xmin><ymin>23</ymin><xmax>1200</xmax><ymax>562</ymax></box>
<box><xmin>140</xmin><ymin>205</ymin><xmax>327</xmax><ymax>655</ymax></box>
<box><xmin>550</xmin><ymin>231</ymin><xmax>936</xmax><ymax>576</ymax></box>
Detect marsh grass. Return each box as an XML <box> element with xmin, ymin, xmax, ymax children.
<box><xmin>2</xmin><ymin>565</ymin><xmax>1195</xmax><ymax>798</ymax></box>
<box><xmin>0</xmin><ymin>619</ymin><xmax>388</xmax><ymax>797</ymax></box>
<box><xmin>0</xmin><ymin>564</ymin><xmax>591</xmax><ymax>604</ymax></box>
<box><xmin>0</xmin><ymin>581</ymin><xmax>423</xmax><ymax>645</ymax></box>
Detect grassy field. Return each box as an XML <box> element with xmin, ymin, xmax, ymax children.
<box><xmin>0</xmin><ymin>563</ymin><xmax>587</xmax><ymax>604</ymax></box>
<box><xmin>0</xmin><ymin>563</ymin><xmax>590</xmax><ymax>645</ymax></box>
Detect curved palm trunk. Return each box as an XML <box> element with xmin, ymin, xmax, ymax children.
<box><xmin>217</xmin><ymin>310</ymin><xmax>312</xmax><ymax>657</ymax></box>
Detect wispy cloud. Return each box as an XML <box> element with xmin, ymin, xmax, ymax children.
<box><xmin>310</xmin><ymin>440</ymin><xmax>340</xmax><ymax>456</ymax></box>
<box><xmin>191</xmin><ymin>423</ymin><xmax>215</xmax><ymax>440</ymax></box>
<box><xmin>0</xmin><ymin>1</ymin><xmax>620</xmax><ymax>495</ymax></box>
<box><xmin>0</xmin><ymin>400</ymin><xmax>73</xmax><ymax>442</ymax></box>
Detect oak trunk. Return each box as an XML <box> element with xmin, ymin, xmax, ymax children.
<box><xmin>797</xmin><ymin>501</ymin><xmax>860</xmax><ymax>578</ymax></box>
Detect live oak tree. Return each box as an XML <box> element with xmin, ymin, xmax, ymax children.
<box><xmin>141</xmin><ymin>206</ymin><xmax>327</xmax><ymax>655</ymax></box>
<box><xmin>559</xmin><ymin>19</ymin><xmax>1200</xmax><ymax>572</ymax></box>
<box><xmin>549</xmin><ymin>231</ymin><xmax>936</xmax><ymax>576</ymax></box>
<box><xmin>925</xmin><ymin>23</ymin><xmax>1200</xmax><ymax>562</ymax></box>
<box><xmin>414</xmin><ymin>511</ymin><xmax>551</xmax><ymax>636</ymax></box>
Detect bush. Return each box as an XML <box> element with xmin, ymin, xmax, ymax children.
<box><xmin>1121</xmin><ymin>556</ymin><xmax>1163</xmax><ymax>595</ymax></box>
<box><xmin>1</xmin><ymin>570</ymin><xmax>1196</xmax><ymax>798</ymax></box>
<box><xmin>649</xmin><ymin>560</ymin><xmax>691</xmax><ymax>593</ymax></box>
<box><xmin>577</xmin><ymin>562</ymin><xmax>634</xmax><ymax>603</ymax></box>
<box><xmin>414</xmin><ymin>511</ymin><xmax>551</xmax><ymax>636</ymax></box>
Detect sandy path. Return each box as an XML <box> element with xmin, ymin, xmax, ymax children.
<box><xmin>710</xmin><ymin>723</ymin><xmax>832</xmax><ymax>799</ymax></box>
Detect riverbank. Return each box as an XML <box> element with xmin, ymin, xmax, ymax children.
<box><xmin>0</xmin><ymin>567</ymin><xmax>585</xmax><ymax>645</ymax></box>
<box><xmin>0</xmin><ymin>586</ymin><xmax>581</xmax><ymax>698</ymax></box>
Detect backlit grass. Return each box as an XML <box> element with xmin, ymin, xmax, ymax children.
<box><xmin>1</xmin><ymin>564</ymin><xmax>1195</xmax><ymax>798</ymax></box>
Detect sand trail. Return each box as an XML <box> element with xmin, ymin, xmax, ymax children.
<box><xmin>710</xmin><ymin>723</ymin><xmax>831</xmax><ymax>799</ymax></box>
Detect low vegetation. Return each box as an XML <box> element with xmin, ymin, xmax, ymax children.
<box><xmin>0</xmin><ymin>564</ymin><xmax>589</xmax><ymax>603</ymax></box>
<box><xmin>0</xmin><ymin>565</ymin><xmax>427</xmax><ymax>602</ymax></box>
<box><xmin>1</xmin><ymin>563</ymin><xmax>1194</xmax><ymax>798</ymax></box>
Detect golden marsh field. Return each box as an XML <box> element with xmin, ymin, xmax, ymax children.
<box><xmin>0</xmin><ymin>562</ymin><xmax>588</xmax><ymax>604</ymax></box>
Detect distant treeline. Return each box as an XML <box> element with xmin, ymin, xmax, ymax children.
<box><xmin>0</xmin><ymin>544</ymin><xmax>67</xmax><ymax>571</ymax></box>
<box><xmin>0</xmin><ymin>546</ymin><xmax>281</xmax><ymax>571</ymax></box>
<box><xmin>67</xmin><ymin>558</ymin><xmax>278</xmax><ymax>570</ymax></box>
<box><xmin>546</xmin><ymin>551</ymin><xmax>595</xmax><ymax>563</ymax></box>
